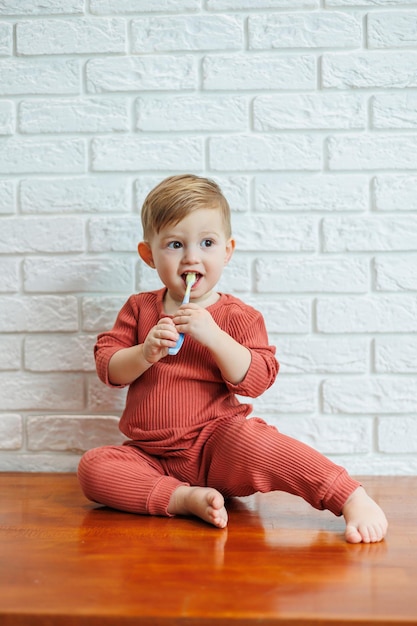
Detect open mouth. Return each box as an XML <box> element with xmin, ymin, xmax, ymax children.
<box><xmin>182</xmin><ymin>272</ymin><xmax>200</xmax><ymax>286</ymax></box>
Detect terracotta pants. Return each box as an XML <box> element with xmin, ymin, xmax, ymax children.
<box><xmin>77</xmin><ymin>417</ymin><xmax>360</xmax><ymax>518</ymax></box>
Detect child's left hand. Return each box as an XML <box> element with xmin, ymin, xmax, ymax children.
<box><xmin>172</xmin><ymin>302</ymin><xmax>252</xmax><ymax>384</ymax></box>
<box><xmin>172</xmin><ymin>303</ymin><xmax>220</xmax><ymax>349</ymax></box>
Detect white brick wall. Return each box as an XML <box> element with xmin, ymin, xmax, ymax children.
<box><xmin>0</xmin><ymin>1</ymin><xmax>416</xmax><ymax>475</ymax></box>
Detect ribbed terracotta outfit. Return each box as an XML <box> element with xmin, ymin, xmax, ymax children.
<box><xmin>78</xmin><ymin>289</ymin><xmax>360</xmax><ymax>518</ymax></box>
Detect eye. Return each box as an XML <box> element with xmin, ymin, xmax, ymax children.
<box><xmin>167</xmin><ymin>241</ymin><xmax>182</xmax><ymax>249</ymax></box>
<box><xmin>201</xmin><ymin>239</ymin><xmax>214</xmax><ymax>248</ymax></box>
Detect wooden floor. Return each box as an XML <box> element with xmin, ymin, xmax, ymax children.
<box><xmin>0</xmin><ymin>473</ymin><xmax>416</xmax><ymax>625</ymax></box>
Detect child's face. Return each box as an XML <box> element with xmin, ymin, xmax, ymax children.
<box><xmin>139</xmin><ymin>207</ymin><xmax>235</xmax><ymax>305</ymax></box>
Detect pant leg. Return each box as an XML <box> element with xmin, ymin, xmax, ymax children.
<box><xmin>77</xmin><ymin>444</ymin><xmax>187</xmax><ymax>516</ymax></box>
<box><xmin>200</xmin><ymin>417</ymin><xmax>360</xmax><ymax>516</ymax></box>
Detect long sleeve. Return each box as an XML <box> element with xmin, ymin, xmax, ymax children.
<box><xmin>220</xmin><ymin>300</ymin><xmax>278</xmax><ymax>398</ymax></box>
<box><xmin>94</xmin><ymin>293</ymin><xmax>156</xmax><ymax>388</ymax></box>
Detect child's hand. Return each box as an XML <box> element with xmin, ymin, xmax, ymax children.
<box><xmin>143</xmin><ymin>317</ymin><xmax>179</xmax><ymax>362</ymax></box>
<box><xmin>173</xmin><ymin>304</ymin><xmax>252</xmax><ymax>385</ymax></box>
<box><xmin>172</xmin><ymin>304</ymin><xmax>219</xmax><ymax>348</ymax></box>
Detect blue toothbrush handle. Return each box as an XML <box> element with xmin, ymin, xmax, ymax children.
<box><xmin>168</xmin><ymin>333</ymin><xmax>185</xmax><ymax>356</ymax></box>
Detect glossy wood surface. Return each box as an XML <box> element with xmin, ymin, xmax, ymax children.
<box><xmin>0</xmin><ymin>473</ymin><xmax>416</xmax><ymax>625</ymax></box>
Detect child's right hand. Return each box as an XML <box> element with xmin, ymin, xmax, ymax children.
<box><xmin>143</xmin><ymin>317</ymin><xmax>180</xmax><ymax>363</ymax></box>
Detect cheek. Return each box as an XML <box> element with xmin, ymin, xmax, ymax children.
<box><xmin>210</xmin><ymin>258</ymin><xmax>228</xmax><ymax>276</ymax></box>
<box><xmin>155</xmin><ymin>254</ymin><xmax>178</xmax><ymax>278</ymax></box>
<box><xmin>153</xmin><ymin>251</ymin><xmax>169</xmax><ymax>267</ymax></box>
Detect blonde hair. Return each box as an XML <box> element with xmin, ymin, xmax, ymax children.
<box><xmin>141</xmin><ymin>174</ymin><xmax>232</xmax><ymax>241</ymax></box>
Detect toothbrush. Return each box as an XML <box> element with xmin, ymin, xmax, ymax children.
<box><xmin>168</xmin><ymin>272</ymin><xmax>197</xmax><ymax>356</ymax></box>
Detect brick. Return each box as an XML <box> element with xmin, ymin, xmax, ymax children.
<box><xmin>81</xmin><ymin>296</ymin><xmax>126</xmax><ymax>332</ymax></box>
<box><xmin>91</xmin><ymin>0</ymin><xmax>200</xmax><ymax>12</ymax></box>
<box><xmin>137</xmin><ymin>262</ymin><xmax>168</xmax><ymax>293</ymax></box>
<box><xmin>203</xmin><ymin>54</ymin><xmax>315</xmax><ymax>90</ymax></box>
<box><xmin>0</xmin><ymin>373</ymin><xmax>84</xmax><ymax>411</ymax></box>
<box><xmin>255</xmin><ymin>174</ymin><xmax>368</xmax><ymax>212</ymax></box>
<box><xmin>0</xmin><ymin>454</ymin><xmax>80</xmax><ymax>472</ymax></box>
<box><xmin>208</xmin><ymin>0</ymin><xmax>319</xmax><ymax>8</ymax></box>
<box><xmin>23</xmin><ymin>257</ymin><xmax>135</xmax><ymax>294</ymax></box>
<box><xmin>255</xmin><ymin>257</ymin><xmax>368</xmax><ymax>293</ymax></box>
<box><xmin>248</xmin><ymin>298</ymin><xmax>311</xmax><ymax>334</ymax></box>
<box><xmin>327</xmin><ymin>135</ymin><xmax>417</xmax><ymax>170</ymax></box>
<box><xmin>135</xmin><ymin>175</ymin><xmax>250</xmax><ymax>213</ymax></box>
<box><xmin>375</xmin><ymin>255</ymin><xmax>417</xmax><ymax>291</ymax></box>
<box><xmin>322</xmin><ymin>52</ymin><xmax>417</xmax><ymax>89</ymax></box>
<box><xmin>277</xmin><ymin>337</ymin><xmax>367</xmax><ymax>374</ymax></box>
<box><xmin>372</xmin><ymin>94</ymin><xmax>417</xmax><ymax>129</ymax></box>
<box><xmin>317</xmin><ymin>295</ymin><xmax>417</xmax><ymax>333</ymax></box>
<box><xmin>0</xmin><ymin>217</ymin><xmax>84</xmax><ymax>253</ymax></box>
<box><xmin>0</xmin><ymin>259</ymin><xmax>19</xmax><ymax>293</ymax></box>
<box><xmin>209</xmin><ymin>134</ymin><xmax>321</xmax><ymax>171</ymax></box>
<box><xmin>368</xmin><ymin>12</ymin><xmax>417</xmax><ymax>49</ymax></box>
<box><xmin>323</xmin><ymin>216</ymin><xmax>417</xmax><ymax>251</ymax></box>
<box><xmin>254</xmin><ymin>94</ymin><xmax>365</xmax><ymax>130</ymax></box>
<box><xmin>375</xmin><ymin>337</ymin><xmax>417</xmax><ymax>374</ymax></box>
<box><xmin>373</xmin><ymin>175</ymin><xmax>417</xmax><ymax>211</ymax></box>
<box><xmin>233</xmin><ymin>215</ymin><xmax>317</xmax><ymax>251</ymax></box>
<box><xmin>0</xmin><ymin>180</ymin><xmax>14</xmax><ymax>214</ymax></box>
<box><xmin>216</xmin><ymin>255</ymin><xmax>251</xmax><ymax>294</ymax></box>
<box><xmin>135</xmin><ymin>176</ymin><xmax>172</xmax><ymax>210</ymax></box>
<box><xmin>323</xmin><ymin>377</ymin><xmax>417</xmax><ymax>414</ymax></box>
<box><xmin>215</xmin><ymin>176</ymin><xmax>250</xmax><ymax>213</ymax></box>
<box><xmin>326</xmin><ymin>0</ymin><xmax>416</xmax><ymax>5</ymax></box>
<box><xmin>20</xmin><ymin>176</ymin><xmax>130</xmax><ymax>214</ymax></box>
<box><xmin>254</xmin><ymin>376</ymin><xmax>317</xmax><ymax>414</ymax></box>
<box><xmin>0</xmin><ymin>22</ymin><xmax>12</xmax><ymax>55</ymax></box>
<box><xmin>0</xmin><ymin>336</ymin><xmax>21</xmax><ymax>370</ymax></box>
<box><xmin>132</xmin><ymin>15</ymin><xmax>242</xmax><ymax>52</ymax></box>
<box><xmin>0</xmin><ymin>296</ymin><xmax>78</xmax><ymax>332</ymax></box>
<box><xmin>0</xmin><ymin>1</ymin><xmax>84</xmax><ymax>15</ymax></box>
<box><xmin>327</xmin><ymin>456</ymin><xmax>417</xmax><ymax>476</ymax></box>
<box><xmin>0</xmin><ymin>138</ymin><xmax>85</xmax><ymax>174</ymax></box>
<box><xmin>138</xmin><ymin>254</ymin><xmax>251</xmax><ymax>297</ymax></box>
<box><xmin>16</xmin><ymin>18</ymin><xmax>126</xmax><ymax>55</ymax></box>
<box><xmin>88</xmin><ymin>377</ymin><xmax>127</xmax><ymax>413</ymax></box>
<box><xmin>87</xmin><ymin>56</ymin><xmax>196</xmax><ymax>93</ymax></box>
<box><xmin>0</xmin><ymin>415</ymin><xmax>22</xmax><ymax>450</ymax></box>
<box><xmin>0</xmin><ymin>100</ymin><xmax>14</xmax><ymax>134</ymax></box>
<box><xmin>25</xmin><ymin>335</ymin><xmax>96</xmax><ymax>372</ymax></box>
<box><xmin>141</xmin><ymin>253</ymin><xmax>251</xmax><ymax>294</ymax></box>
<box><xmin>0</xmin><ymin>58</ymin><xmax>79</xmax><ymax>95</ymax></box>
<box><xmin>27</xmin><ymin>415</ymin><xmax>125</xmax><ymax>452</ymax></box>
<box><xmin>135</xmin><ymin>95</ymin><xmax>247</xmax><ymax>132</ymax></box>
<box><xmin>88</xmin><ymin>216</ymin><xmax>140</xmax><ymax>252</ymax></box>
<box><xmin>249</xmin><ymin>12</ymin><xmax>361</xmax><ymax>49</ymax></box>
<box><xmin>268</xmin><ymin>416</ymin><xmax>372</xmax><ymax>454</ymax></box>
<box><xmin>137</xmin><ymin>253</ymin><xmax>249</xmax><ymax>295</ymax></box>
<box><xmin>92</xmin><ymin>136</ymin><xmax>203</xmax><ymax>171</ymax></box>
<box><xmin>19</xmin><ymin>98</ymin><xmax>129</xmax><ymax>134</ymax></box>
<box><xmin>378</xmin><ymin>417</ymin><xmax>417</xmax><ymax>453</ymax></box>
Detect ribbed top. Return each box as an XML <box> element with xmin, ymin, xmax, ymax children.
<box><xmin>95</xmin><ymin>288</ymin><xmax>278</xmax><ymax>455</ymax></box>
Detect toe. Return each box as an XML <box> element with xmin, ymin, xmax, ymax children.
<box><xmin>345</xmin><ymin>524</ymin><xmax>363</xmax><ymax>544</ymax></box>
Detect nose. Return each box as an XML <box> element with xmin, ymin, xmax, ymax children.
<box><xmin>181</xmin><ymin>243</ymin><xmax>200</xmax><ymax>265</ymax></box>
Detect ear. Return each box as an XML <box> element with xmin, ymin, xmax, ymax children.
<box><xmin>224</xmin><ymin>238</ymin><xmax>236</xmax><ymax>266</ymax></box>
<box><xmin>138</xmin><ymin>241</ymin><xmax>155</xmax><ymax>268</ymax></box>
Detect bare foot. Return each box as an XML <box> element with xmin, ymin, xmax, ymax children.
<box><xmin>168</xmin><ymin>485</ymin><xmax>228</xmax><ymax>529</ymax></box>
<box><xmin>342</xmin><ymin>486</ymin><xmax>388</xmax><ymax>544</ymax></box>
